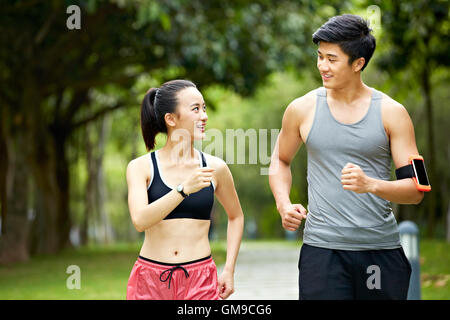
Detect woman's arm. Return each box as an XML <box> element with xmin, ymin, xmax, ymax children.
<box><xmin>127</xmin><ymin>158</ymin><xmax>214</xmax><ymax>232</ymax></box>
<box><xmin>127</xmin><ymin>159</ymin><xmax>184</xmax><ymax>232</ymax></box>
<box><xmin>212</xmin><ymin>157</ymin><xmax>244</xmax><ymax>299</ymax></box>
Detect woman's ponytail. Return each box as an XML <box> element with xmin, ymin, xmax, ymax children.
<box><xmin>140</xmin><ymin>88</ymin><xmax>160</xmax><ymax>151</ymax></box>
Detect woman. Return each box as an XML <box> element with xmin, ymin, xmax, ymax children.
<box><xmin>126</xmin><ymin>79</ymin><xmax>244</xmax><ymax>300</ymax></box>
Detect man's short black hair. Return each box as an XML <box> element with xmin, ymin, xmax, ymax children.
<box><xmin>312</xmin><ymin>14</ymin><xmax>376</xmax><ymax>71</ymax></box>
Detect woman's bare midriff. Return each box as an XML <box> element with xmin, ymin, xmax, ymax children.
<box><xmin>139</xmin><ymin>218</ymin><xmax>212</xmax><ymax>263</ymax></box>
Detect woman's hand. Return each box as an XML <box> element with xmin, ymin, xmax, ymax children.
<box><xmin>182</xmin><ymin>167</ymin><xmax>215</xmax><ymax>195</ymax></box>
<box><xmin>218</xmin><ymin>269</ymin><xmax>235</xmax><ymax>299</ymax></box>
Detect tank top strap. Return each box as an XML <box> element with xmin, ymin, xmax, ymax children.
<box><xmin>370</xmin><ymin>88</ymin><xmax>383</xmax><ymax>110</ymax></box>
<box><xmin>365</xmin><ymin>88</ymin><xmax>383</xmax><ymax>121</ymax></box>
<box><xmin>316</xmin><ymin>87</ymin><xmax>327</xmax><ymax>106</ymax></box>
<box><xmin>317</xmin><ymin>87</ymin><xmax>327</xmax><ymax>97</ymax></box>
<box><xmin>371</xmin><ymin>88</ymin><xmax>383</xmax><ymax>100</ymax></box>
<box><xmin>314</xmin><ymin>87</ymin><xmax>329</xmax><ymax>121</ymax></box>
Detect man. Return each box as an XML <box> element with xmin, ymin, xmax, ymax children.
<box><xmin>269</xmin><ymin>14</ymin><xmax>424</xmax><ymax>300</ymax></box>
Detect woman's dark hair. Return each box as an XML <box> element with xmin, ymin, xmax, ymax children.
<box><xmin>312</xmin><ymin>14</ymin><xmax>376</xmax><ymax>71</ymax></box>
<box><xmin>141</xmin><ymin>79</ymin><xmax>197</xmax><ymax>150</ymax></box>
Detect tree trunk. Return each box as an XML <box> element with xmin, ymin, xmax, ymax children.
<box><xmin>444</xmin><ymin>158</ymin><xmax>450</xmax><ymax>242</ymax></box>
<box><xmin>0</xmin><ymin>114</ymin><xmax>31</xmax><ymax>264</ymax></box>
<box><xmin>29</xmin><ymin>124</ymin><xmax>72</xmax><ymax>254</ymax></box>
<box><xmin>83</xmin><ymin>122</ymin><xmax>97</xmax><ymax>245</ymax></box>
<box><xmin>54</xmin><ymin>132</ymin><xmax>72</xmax><ymax>250</ymax></box>
<box><xmin>83</xmin><ymin>115</ymin><xmax>112</xmax><ymax>245</ymax></box>
<box><xmin>96</xmin><ymin>115</ymin><xmax>113</xmax><ymax>244</ymax></box>
<box><xmin>446</xmin><ymin>198</ymin><xmax>450</xmax><ymax>243</ymax></box>
<box><xmin>421</xmin><ymin>67</ymin><xmax>438</xmax><ymax>238</ymax></box>
<box><xmin>0</xmin><ymin>107</ymin><xmax>8</xmax><ymax>237</ymax></box>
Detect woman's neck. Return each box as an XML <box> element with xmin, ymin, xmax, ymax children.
<box><xmin>159</xmin><ymin>137</ymin><xmax>197</xmax><ymax>164</ymax></box>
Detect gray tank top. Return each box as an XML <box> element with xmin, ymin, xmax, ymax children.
<box><xmin>303</xmin><ymin>87</ymin><xmax>401</xmax><ymax>250</ymax></box>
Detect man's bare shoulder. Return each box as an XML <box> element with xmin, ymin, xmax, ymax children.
<box><xmin>285</xmin><ymin>88</ymin><xmax>319</xmax><ymax>119</ymax></box>
<box><xmin>380</xmin><ymin>91</ymin><xmax>410</xmax><ymax>119</ymax></box>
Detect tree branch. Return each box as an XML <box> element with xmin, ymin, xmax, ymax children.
<box><xmin>70</xmin><ymin>102</ymin><xmax>126</xmax><ymax>131</ymax></box>
<box><xmin>63</xmin><ymin>89</ymin><xmax>90</xmax><ymax>125</ymax></box>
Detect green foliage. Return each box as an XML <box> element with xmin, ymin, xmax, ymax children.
<box><xmin>1</xmin><ymin>0</ymin><xmax>449</xmax><ymax>255</ymax></box>
<box><xmin>374</xmin><ymin>0</ymin><xmax>449</xmax><ymax>71</ymax></box>
<box><xmin>369</xmin><ymin>0</ymin><xmax>450</xmax><ymax>234</ymax></box>
<box><xmin>59</xmin><ymin>0</ymin><xmax>450</xmax><ymax>243</ymax></box>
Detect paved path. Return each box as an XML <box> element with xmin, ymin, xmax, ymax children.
<box><xmin>218</xmin><ymin>241</ymin><xmax>301</xmax><ymax>300</ymax></box>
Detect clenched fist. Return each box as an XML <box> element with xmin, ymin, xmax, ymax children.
<box><xmin>278</xmin><ymin>203</ymin><xmax>308</xmax><ymax>231</ymax></box>
<box><xmin>341</xmin><ymin>162</ymin><xmax>374</xmax><ymax>194</ymax></box>
<box><xmin>183</xmin><ymin>167</ymin><xmax>215</xmax><ymax>195</ymax></box>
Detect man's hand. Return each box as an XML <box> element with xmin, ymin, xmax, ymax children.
<box><xmin>341</xmin><ymin>162</ymin><xmax>375</xmax><ymax>194</ymax></box>
<box><xmin>278</xmin><ymin>203</ymin><xmax>307</xmax><ymax>231</ymax></box>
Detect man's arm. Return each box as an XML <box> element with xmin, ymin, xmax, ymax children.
<box><xmin>341</xmin><ymin>98</ymin><xmax>424</xmax><ymax>204</ymax></box>
<box><xmin>269</xmin><ymin>98</ymin><xmax>309</xmax><ymax>231</ymax></box>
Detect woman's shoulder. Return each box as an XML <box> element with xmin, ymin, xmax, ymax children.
<box><xmin>200</xmin><ymin>152</ymin><xmax>228</xmax><ymax>171</ymax></box>
<box><xmin>127</xmin><ymin>153</ymin><xmax>152</xmax><ymax>178</ymax></box>
<box><xmin>200</xmin><ymin>152</ymin><xmax>233</xmax><ymax>188</ymax></box>
<box><xmin>128</xmin><ymin>152</ymin><xmax>152</xmax><ymax>166</ymax></box>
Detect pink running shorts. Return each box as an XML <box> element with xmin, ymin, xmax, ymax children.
<box><xmin>126</xmin><ymin>255</ymin><xmax>220</xmax><ymax>300</ymax></box>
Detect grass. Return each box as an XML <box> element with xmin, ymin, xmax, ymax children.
<box><xmin>419</xmin><ymin>240</ymin><xmax>450</xmax><ymax>300</ymax></box>
<box><xmin>0</xmin><ymin>241</ymin><xmax>227</xmax><ymax>300</ymax></box>
<box><xmin>0</xmin><ymin>239</ymin><xmax>448</xmax><ymax>300</ymax></box>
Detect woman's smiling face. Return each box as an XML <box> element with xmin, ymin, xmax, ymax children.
<box><xmin>169</xmin><ymin>86</ymin><xmax>208</xmax><ymax>141</ymax></box>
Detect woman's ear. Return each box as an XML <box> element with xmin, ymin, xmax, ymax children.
<box><xmin>164</xmin><ymin>113</ymin><xmax>177</xmax><ymax>128</ymax></box>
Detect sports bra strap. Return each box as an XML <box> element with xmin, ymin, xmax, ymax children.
<box><xmin>151</xmin><ymin>150</ymin><xmax>206</xmax><ymax>179</ymax></box>
<box><xmin>150</xmin><ymin>152</ymin><xmax>161</xmax><ymax>178</ymax></box>
<box><xmin>199</xmin><ymin>151</ymin><xmax>207</xmax><ymax>167</ymax></box>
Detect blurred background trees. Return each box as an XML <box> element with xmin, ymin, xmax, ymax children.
<box><xmin>0</xmin><ymin>0</ymin><xmax>448</xmax><ymax>264</ymax></box>
<box><xmin>374</xmin><ymin>0</ymin><xmax>449</xmax><ymax>238</ymax></box>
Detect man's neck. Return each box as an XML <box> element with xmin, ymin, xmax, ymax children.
<box><xmin>327</xmin><ymin>78</ymin><xmax>371</xmax><ymax>104</ymax></box>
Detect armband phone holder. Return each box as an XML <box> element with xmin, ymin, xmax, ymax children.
<box><xmin>395</xmin><ymin>155</ymin><xmax>431</xmax><ymax>192</ymax></box>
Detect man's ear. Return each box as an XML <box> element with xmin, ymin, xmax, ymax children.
<box><xmin>164</xmin><ymin>113</ymin><xmax>177</xmax><ymax>128</ymax></box>
<box><xmin>353</xmin><ymin>57</ymin><xmax>366</xmax><ymax>72</ymax></box>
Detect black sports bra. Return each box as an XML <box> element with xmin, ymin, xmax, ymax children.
<box><xmin>147</xmin><ymin>150</ymin><xmax>215</xmax><ymax>220</ymax></box>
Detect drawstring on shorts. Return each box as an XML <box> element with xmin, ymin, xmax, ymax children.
<box><xmin>159</xmin><ymin>265</ymin><xmax>190</xmax><ymax>289</ymax></box>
